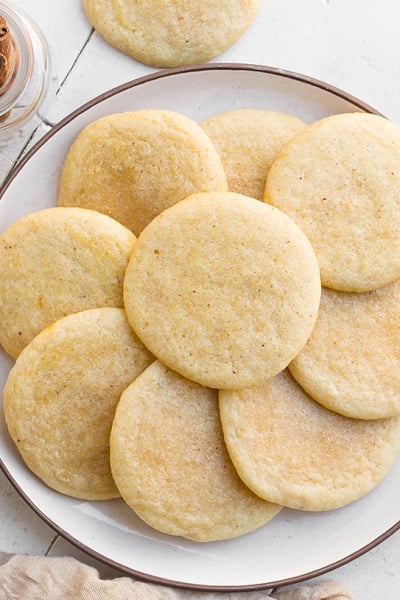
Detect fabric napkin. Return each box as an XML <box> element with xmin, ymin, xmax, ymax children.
<box><xmin>0</xmin><ymin>552</ymin><xmax>351</xmax><ymax>600</ymax></box>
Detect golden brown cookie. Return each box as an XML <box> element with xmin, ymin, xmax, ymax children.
<box><xmin>57</xmin><ymin>109</ymin><xmax>228</xmax><ymax>236</ymax></box>
<box><xmin>289</xmin><ymin>280</ymin><xmax>400</xmax><ymax>419</ymax></box>
<box><xmin>110</xmin><ymin>360</ymin><xmax>281</xmax><ymax>541</ymax></box>
<box><xmin>0</xmin><ymin>207</ymin><xmax>136</xmax><ymax>359</ymax></box>
<box><xmin>201</xmin><ymin>108</ymin><xmax>305</xmax><ymax>199</ymax></box>
<box><xmin>3</xmin><ymin>308</ymin><xmax>154</xmax><ymax>500</ymax></box>
<box><xmin>264</xmin><ymin>112</ymin><xmax>400</xmax><ymax>292</ymax></box>
<box><xmin>219</xmin><ymin>371</ymin><xmax>400</xmax><ymax>511</ymax></box>
<box><xmin>82</xmin><ymin>0</ymin><xmax>260</xmax><ymax>67</ymax></box>
<box><xmin>123</xmin><ymin>191</ymin><xmax>321</xmax><ymax>390</ymax></box>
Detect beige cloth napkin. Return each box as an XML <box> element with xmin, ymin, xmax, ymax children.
<box><xmin>0</xmin><ymin>552</ymin><xmax>351</xmax><ymax>600</ymax></box>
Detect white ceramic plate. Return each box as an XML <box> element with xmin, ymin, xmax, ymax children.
<box><xmin>0</xmin><ymin>64</ymin><xmax>398</xmax><ymax>591</ymax></box>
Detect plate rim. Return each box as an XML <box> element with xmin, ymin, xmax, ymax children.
<box><xmin>0</xmin><ymin>61</ymin><xmax>397</xmax><ymax>592</ymax></box>
<box><xmin>0</xmin><ymin>61</ymin><xmax>383</xmax><ymax>197</ymax></box>
<box><xmin>1</xmin><ymin>451</ymin><xmax>400</xmax><ymax>592</ymax></box>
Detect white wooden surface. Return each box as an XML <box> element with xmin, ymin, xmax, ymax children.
<box><xmin>0</xmin><ymin>1</ymin><xmax>400</xmax><ymax>597</ymax></box>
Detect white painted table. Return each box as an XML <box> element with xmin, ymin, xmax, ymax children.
<box><xmin>0</xmin><ymin>1</ymin><xmax>399</xmax><ymax>597</ymax></box>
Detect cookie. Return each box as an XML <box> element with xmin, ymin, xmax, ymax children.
<box><xmin>264</xmin><ymin>112</ymin><xmax>400</xmax><ymax>292</ymax></box>
<box><xmin>0</xmin><ymin>207</ymin><xmax>135</xmax><ymax>358</ymax></box>
<box><xmin>219</xmin><ymin>371</ymin><xmax>400</xmax><ymax>511</ymax></box>
<box><xmin>57</xmin><ymin>109</ymin><xmax>228</xmax><ymax>236</ymax></box>
<box><xmin>201</xmin><ymin>109</ymin><xmax>305</xmax><ymax>199</ymax></box>
<box><xmin>110</xmin><ymin>360</ymin><xmax>281</xmax><ymax>541</ymax></box>
<box><xmin>123</xmin><ymin>191</ymin><xmax>321</xmax><ymax>389</ymax></box>
<box><xmin>82</xmin><ymin>0</ymin><xmax>260</xmax><ymax>67</ymax></box>
<box><xmin>289</xmin><ymin>280</ymin><xmax>400</xmax><ymax>419</ymax></box>
<box><xmin>3</xmin><ymin>308</ymin><xmax>154</xmax><ymax>500</ymax></box>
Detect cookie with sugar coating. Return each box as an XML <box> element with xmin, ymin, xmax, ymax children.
<box><xmin>58</xmin><ymin>109</ymin><xmax>228</xmax><ymax>236</ymax></box>
<box><xmin>289</xmin><ymin>280</ymin><xmax>400</xmax><ymax>420</ymax></box>
<box><xmin>3</xmin><ymin>308</ymin><xmax>154</xmax><ymax>501</ymax></box>
<box><xmin>0</xmin><ymin>207</ymin><xmax>136</xmax><ymax>359</ymax></box>
<box><xmin>219</xmin><ymin>370</ymin><xmax>400</xmax><ymax>511</ymax></box>
<box><xmin>264</xmin><ymin>112</ymin><xmax>400</xmax><ymax>292</ymax></box>
<box><xmin>123</xmin><ymin>191</ymin><xmax>321</xmax><ymax>390</ymax></box>
<box><xmin>82</xmin><ymin>0</ymin><xmax>260</xmax><ymax>67</ymax></box>
<box><xmin>110</xmin><ymin>360</ymin><xmax>281</xmax><ymax>541</ymax></box>
<box><xmin>201</xmin><ymin>108</ymin><xmax>306</xmax><ymax>199</ymax></box>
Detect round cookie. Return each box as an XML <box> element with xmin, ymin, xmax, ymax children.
<box><xmin>219</xmin><ymin>371</ymin><xmax>400</xmax><ymax>511</ymax></box>
<box><xmin>201</xmin><ymin>109</ymin><xmax>306</xmax><ymax>199</ymax></box>
<box><xmin>264</xmin><ymin>112</ymin><xmax>400</xmax><ymax>292</ymax></box>
<box><xmin>3</xmin><ymin>308</ymin><xmax>154</xmax><ymax>501</ymax></box>
<box><xmin>57</xmin><ymin>109</ymin><xmax>228</xmax><ymax>236</ymax></box>
<box><xmin>110</xmin><ymin>360</ymin><xmax>281</xmax><ymax>541</ymax></box>
<box><xmin>82</xmin><ymin>0</ymin><xmax>260</xmax><ymax>68</ymax></box>
<box><xmin>123</xmin><ymin>192</ymin><xmax>321</xmax><ymax>390</ymax></box>
<box><xmin>289</xmin><ymin>280</ymin><xmax>400</xmax><ymax>419</ymax></box>
<box><xmin>0</xmin><ymin>206</ymin><xmax>136</xmax><ymax>358</ymax></box>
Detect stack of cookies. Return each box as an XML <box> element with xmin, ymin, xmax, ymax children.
<box><xmin>1</xmin><ymin>108</ymin><xmax>400</xmax><ymax>542</ymax></box>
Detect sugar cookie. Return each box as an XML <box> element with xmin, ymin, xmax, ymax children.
<box><xmin>110</xmin><ymin>360</ymin><xmax>281</xmax><ymax>541</ymax></box>
<box><xmin>264</xmin><ymin>112</ymin><xmax>400</xmax><ymax>292</ymax></box>
<box><xmin>82</xmin><ymin>0</ymin><xmax>260</xmax><ymax>67</ymax></box>
<box><xmin>201</xmin><ymin>108</ymin><xmax>305</xmax><ymax>199</ymax></box>
<box><xmin>123</xmin><ymin>192</ymin><xmax>321</xmax><ymax>389</ymax></box>
<box><xmin>58</xmin><ymin>110</ymin><xmax>228</xmax><ymax>236</ymax></box>
<box><xmin>3</xmin><ymin>308</ymin><xmax>154</xmax><ymax>500</ymax></box>
<box><xmin>0</xmin><ymin>207</ymin><xmax>135</xmax><ymax>358</ymax></box>
<box><xmin>289</xmin><ymin>280</ymin><xmax>400</xmax><ymax>419</ymax></box>
<box><xmin>219</xmin><ymin>371</ymin><xmax>400</xmax><ymax>511</ymax></box>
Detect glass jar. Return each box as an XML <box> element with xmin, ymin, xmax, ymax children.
<box><xmin>0</xmin><ymin>1</ymin><xmax>51</xmax><ymax>138</ymax></box>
